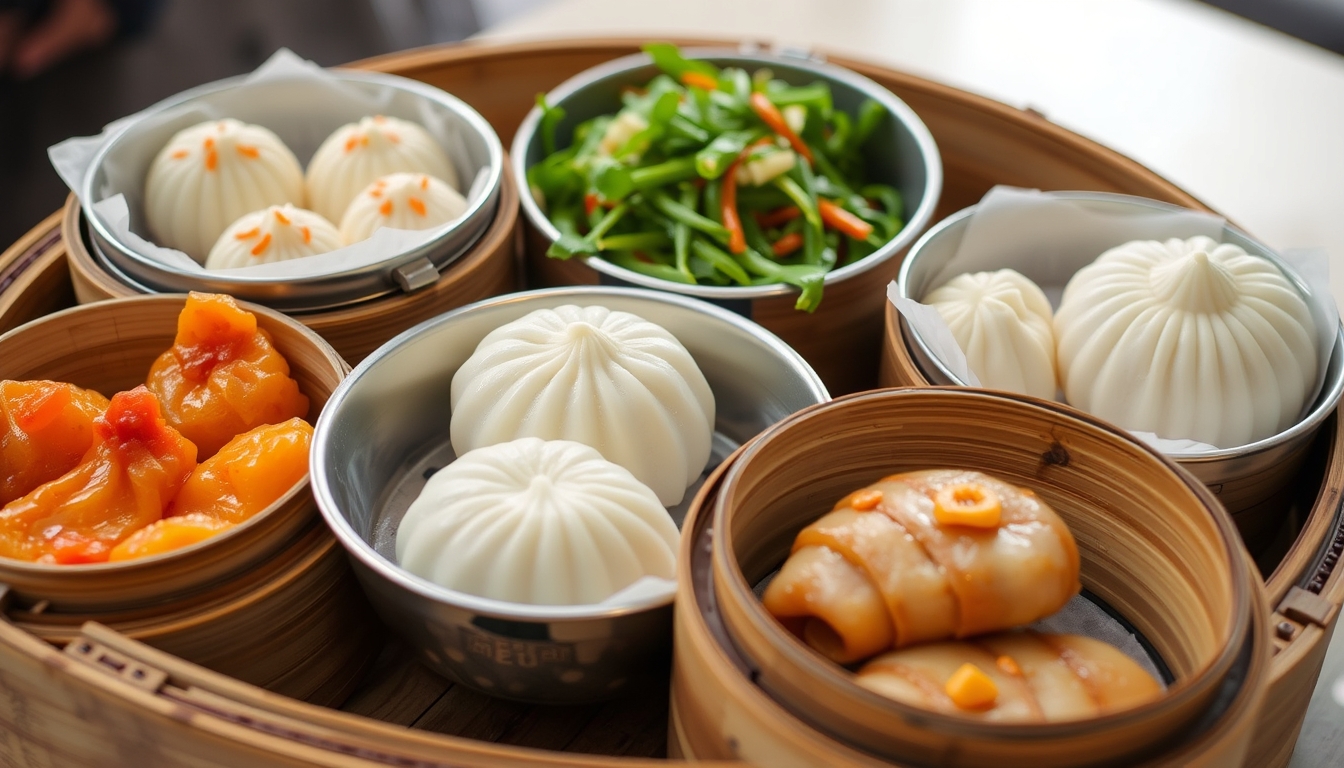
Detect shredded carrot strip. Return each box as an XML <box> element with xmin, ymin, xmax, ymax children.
<box><xmin>420</xmin><ymin>175</ymin><xmax>430</xmax><ymax>190</ymax></box>
<box><xmin>818</xmin><ymin>199</ymin><xmax>874</xmax><ymax>240</ymax></box>
<box><xmin>273</xmin><ymin>208</ymin><xmax>290</xmax><ymax>225</ymax></box>
<box><xmin>680</xmin><ymin>72</ymin><xmax>718</xmax><ymax>90</ymax></box>
<box><xmin>234</xmin><ymin>227</ymin><xmax>260</xmax><ymax>240</ymax></box>
<box><xmin>749</xmin><ymin>92</ymin><xmax>813</xmax><ymax>164</ymax></box>
<box><xmin>408</xmin><ymin>197</ymin><xmax>427</xmax><ymax>216</ymax></box>
<box><xmin>205</xmin><ymin>150</ymin><xmax>217</xmax><ymax>171</ymax></box>
<box><xmin>250</xmin><ymin>233</ymin><xmax>272</xmax><ymax>256</ymax></box>
<box><xmin>756</xmin><ymin>206</ymin><xmax>801</xmax><ymax>229</ymax></box>
<box><xmin>771</xmin><ymin>232</ymin><xmax>805</xmax><ymax>257</ymax></box>
<box><xmin>235</xmin><ymin>144</ymin><xmax>259</xmax><ymax>159</ymax></box>
<box><xmin>345</xmin><ymin>136</ymin><xmax>359</xmax><ymax>153</ymax></box>
<box><xmin>301</xmin><ymin>226</ymin><xmax>311</xmax><ymax>244</ymax></box>
<box><xmin>379</xmin><ymin>200</ymin><xmax>394</xmax><ymax>216</ymax></box>
<box><xmin>170</xmin><ymin>149</ymin><xmax>189</xmax><ymax>160</ymax></box>
<box><xmin>721</xmin><ymin>160</ymin><xmax>745</xmax><ymax>255</ymax></box>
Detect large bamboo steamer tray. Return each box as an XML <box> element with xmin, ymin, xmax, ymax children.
<box><xmin>0</xmin><ymin>295</ymin><xmax>342</xmax><ymax>611</ymax></box>
<box><xmin>671</xmin><ymin>427</ymin><xmax>1271</xmax><ymax>768</ymax></box>
<box><xmin>0</xmin><ymin>209</ymin><xmax>74</xmax><ymax>335</ymax></box>
<box><xmin>0</xmin><ymin>36</ymin><xmax>1337</xmax><ymax>767</ymax></box>
<box><xmin>709</xmin><ymin>387</ymin><xmax>1270</xmax><ymax>767</ymax></box>
<box><xmin>61</xmin><ymin>158</ymin><xmax>522</xmax><ymax>366</ymax></box>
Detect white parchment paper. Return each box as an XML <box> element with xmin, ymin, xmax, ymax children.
<box><xmin>47</xmin><ymin>48</ymin><xmax>493</xmax><ymax>278</ymax></box>
<box><xmin>891</xmin><ymin>186</ymin><xmax>1338</xmax><ymax>455</ymax></box>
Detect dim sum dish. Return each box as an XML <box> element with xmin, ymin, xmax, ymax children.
<box><xmin>703</xmin><ymin>387</ymin><xmax>1267</xmax><ymax>768</ymax></box>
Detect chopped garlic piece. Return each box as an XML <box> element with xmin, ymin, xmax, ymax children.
<box><xmin>735</xmin><ymin>149</ymin><xmax>797</xmax><ymax>187</ymax></box>
<box><xmin>783</xmin><ymin>104</ymin><xmax>807</xmax><ymax>134</ymax></box>
<box><xmin>599</xmin><ymin>112</ymin><xmax>650</xmax><ymax>156</ymax></box>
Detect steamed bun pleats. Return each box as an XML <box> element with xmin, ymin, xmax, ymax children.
<box><xmin>205</xmin><ymin>205</ymin><xmax>342</xmax><ymax>270</ymax></box>
<box><xmin>396</xmin><ymin>438</ymin><xmax>679</xmax><ymax>606</ymax></box>
<box><xmin>306</xmin><ymin>115</ymin><xmax>458</xmax><ymax>223</ymax></box>
<box><xmin>339</xmin><ymin>173</ymin><xmax>467</xmax><ymax>243</ymax></box>
<box><xmin>1054</xmin><ymin>236</ymin><xmax>1318</xmax><ymax>448</ymax></box>
<box><xmin>449</xmin><ymin>305</ymin><xmax>715</xmax><ymax>506</ymax></box>
<box><xmin>144</xmin><ymin>119</ymin><xmax>305</xmax><ymax>261</ymax></box>
<box><xmin>924</xmin><ymin>269</ymin><xmax>1058</xmax><ymax>400</ymax></box>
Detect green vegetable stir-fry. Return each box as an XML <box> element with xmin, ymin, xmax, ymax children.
<box><xmin>527</xmin><ymin>43</ymin><xmax>905</xmax><ymax>312</ymax></box>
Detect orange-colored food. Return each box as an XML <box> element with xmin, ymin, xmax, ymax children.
<box><xmin>1</xmin><ymin>380</ymin><xmax>110</xmax><ymax>506</ymax></box>
<box><xmin>170</xmin><ymin>418</ymin><xmax>312</xmax><ymax>524</ymax></box>
<box><xmin>933</xmin><ymin>482</ymin><xmax>1002</xmax><ymax>528</ymax></box>
<box><xmin>108</xmin><ymin>513</ymin><xmax>234</xmax><ymax>561</ymax></box>
<box><xmin>146</xmin><ymin>292</ymin><xmax>309</xmax><ymax>459</ymax></box>
<box><xmin>945</xmin><ymin>663</ymin><xmax>998</xmax><ymax>710</ymax></box>
<box><xmin>857</xmin><ymin>632</ymin><xmax>1162</xmax><ymax>722</ymax></box>
<box><xmin>762</xmin><ymin>469</ymin><xmax>1079</xmax><ymax>662</ymax></box>
<box><xmin>0</xmin><ymin>387</ymin><xmax>197</xmax><ymax>564</ymax></box>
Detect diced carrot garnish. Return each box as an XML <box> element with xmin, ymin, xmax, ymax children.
<box><xmin>273</xmin><ymin>208</ymin><xmax>290</xmax><ymax>225</ymax></box>
<box><xmin>234</xmin><ymin>227</ymin><xmax>260</xmax><ymax>240</ymax></box>
<box><xmin>379</xmin><ymin>200</ymin><xmax>393</xmax><ymax>217</ymax></box>
<box><xmin>236</xmin><ymin>144</ymin><xmax>260</xmax><ymax>159</ymax></box>
<box><xmin>250</xmin><ymin>233</ymin><xmax>271</xmax><ymax>256</ymax></box>
<box><xmin>997</xmin><ymin>656</ymin><xmax>1022</xmax><ymax>677</ymax></box>
<box><xmin>408</xmin><ymin>197</ymin><xmax>427</xmax><ymax>216</ymax></box>
<box><xmin>680</xmin><ymin>72</ymin><xmax>719</xmax><ymax>90</ymax></box>
<box><xmin>300</xmin><ymin>226</ymin><xmax>311</xmax><ymax>244</ymax></box>
<box><xmin>171</xmin><ymin>149</ymin><xmax>189</xmax><ymax>160</ymax></box>
<box><xmin>933</xmin><ymin>483</ymin><xmax>1002</xmax><ymax>528</ymax></box>
<box><xmin>946</xmin><ymin>663</ymin><xmax>998</xmax><ymax>710</ymax></box>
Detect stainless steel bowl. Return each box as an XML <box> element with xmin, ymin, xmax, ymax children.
<box><xmin>895</xmin><ymin>191</ymin><xmax>1344</xmax><ymax>511</ymax></box>
<box><xmin>81</xmin><ymin>69</ymin><xmax>503</xmax><ymax>312</ymax></box>
<box><xmin>310</xmin><ymin>286</ymin><xmax>829</xmax><ymax>703</ymax></box>
<box><xmin>511</xmin><ymin>46</ymin><xmax>942</xmax><ymax>301</ymax></box>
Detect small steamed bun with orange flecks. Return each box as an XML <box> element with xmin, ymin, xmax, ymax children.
<box><xmin>306</xmin><ymin>115</ymin><xmax>458</xmax><ymax>223</ymax></box>
<box><xmin>145</xmin><ymin>119</ymin><xmax>305</xmax><ymax>261</ymax></box>
<box><xmin>339</xmin><ymin>173</ymin><xmax>467</xmax><ymax>244</ymax></box>
<box><xmin>205</xmin><ymin>205</ymin><xmax>342</xmax><ymax>270</ymax></box>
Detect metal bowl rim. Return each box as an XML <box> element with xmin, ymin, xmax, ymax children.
<box><xmin>311</xmin><ymin>285</ymin><xmax>829</xmax><ymax>622</ymax></box>
<box><xmin>510</xmin><ymin>47</ymin><xmax>943</xmax><ymax>299</ymax></box>
<box><xmin>894</xmin><ymin>190</ymin><xmax>1344</xmax><ymax>461</ymax></box>
<box><xmin>80</xmin><ymin>67</ymin><xmax>505</xmax><ymax>292</ymax></box>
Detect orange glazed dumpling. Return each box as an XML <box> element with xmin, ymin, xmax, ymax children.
<box><xmin>1</xmin><ymin>380</ymin><xmax>110</xmax><ymax>506</ymax></box>
<box><xmin>0</xmin><ymin>386</ymin><xmax>197</xmax><ymax>564</ymax></box>
<box><xmin>146</xmin><ymin>293</ymin><xmax>309</xmax><ymax>459</ymax></box>
<box><xmin>170</xmin><ymin>418</ymin><xmax>312</xmax><ymax>524</ymax></box>
<box><xmin>108</xmin><ymin>514</ymin><xmax>234</xmax><ymax>562</ymax></box>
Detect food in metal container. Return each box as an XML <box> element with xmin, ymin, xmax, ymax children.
<box><xmin>205</xmin><ymin>205</ymin><xmax>342</xmax><ymax>270</ymax></box>
<box><xmin>338</xmin><ymin>172</ymin><xmax>468</xmax><ymax>244</ymax></box>
<box><xmin>762</xmin><ymin>469</ymin><xmax>1080</xmax><ymax>663</ymax></box>
<box><xmin>528</xmin><ymin>43</ymin><xmax>906</xmax><ymax>311</ymax></box>
<box><xmin>0</xmin><ymin>381</ymin><xmax>110</xmax><ymax>506</ymax></box>
<box><xmin>144</xmin><ymin>119</ymin><xmax>305</xmax><ymax>261</ymax></box>
<box><xmin>306</xmin><ymin>115</ymin><xmax>459</xmax><ymax>224</ymax></box>
<box><xmin>923</xmin><ymin>269</ymin><xmax>1058</xmax><ymax>400</ymax></box>
<box><xmin>856</xmin><ymin>631</ymin><xmax>1161</xmax><ymax>721</ymax></box>
<box><xmin>168</xmin><ymin>418</ymin><xmax>312</xmax><ymax>523</ymax></box>
<box><xmin>1055</xmin><ymin>236</ymin><xmax>1317</xmax><ymax>448</ymax></box>
<box><xmin>449</xmin><ymin>304</ymin><xmax>714</xmax><ymax>506</ymax></box>
<box><xmin>396</xmin><ymin>437</ymin><xmax>678</xmax><ymax>605</ymax></box>
<box><xmin>0</xmin><ymin>386</ymin><xmax>197</xmax><ymax>564</ymax></box>
<box><xmin>146</xmin><ymin>292</ymin><xmax>310</xmax><ymax>459</ymax></box>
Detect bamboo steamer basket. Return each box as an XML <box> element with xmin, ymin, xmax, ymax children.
<box><xmin>0</xmin><ymin>295</ymin><xmax>342</xmax><ymax>611</ymax></box>
<box><xmin>0</xmin><ymin>37</ymin><xmax>1336</xmax><ymax>767</ymax></box>
<box><xmin>61</xmin><ymin>159</ymin><xmax>521</xmax><ymax>366</ymax></box>
<box><xmin>0</xmin><ymin>210</ymin><xmax>74</xmax><ymax>335</ymax></box>
<box><xmin>703</xmin><ymin>387</ymin><xmax>1269</xmax><ymax>767</ymax></box>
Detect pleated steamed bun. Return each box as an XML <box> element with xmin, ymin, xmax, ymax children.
<box><xmin>395</xmin><ymin>438</ymin><xmax>679</xmax><ymax>606</ymax></box>
<box><xmin>144</xmin><ymin>119</ymin><xmax>305</xmax><ymax>261</ymax></box>
<box><xmin>1055</xmin><ymin>236</ymin><xmax>1318</xmax><ymax>448</ymax></box>
<box><xmin>305</xmin><ymin>115</ymin><xmax>458</xmax><ymax>223</ymax></box>
<box><xmin>339</xmin><ymin>172</ymin><xmax>468</xmax><ymax>244</ymax></box>
<box><xmin>206</xmin><ymin>204</ymin><xmax>342</xmax><ymax>270</ymax></box>
<box><xmin>924</xmin><ymin>269</ymin><xmax>1058</xmax><ymax>400</ymax></box>
<box><xmin>450</xmin><ymin>305</ymin><xmax>715</xmax><ymax>506</ymax></box>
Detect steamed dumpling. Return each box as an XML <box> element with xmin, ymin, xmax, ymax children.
<box><xmin>395</xmin><ymin>438</ymin><xmax>679</xmax><ymax>605</ymax></box>
<box><xmin>305</xmin><ymin>115</ymin><xmax>458</xmax><ymax>223</ymax></box>
<box><xmin>1055</xmin><ymin>236</ymin><xmax>1317</xmax><ymax>448</ymax></box>
<box><xmin>450</xmin><ymin>305</ymin><xmax>715</xmax><ymax>506</ymax></box>
<box><xmin>205</xmin><ymin>205</ymin><xmax>342</xmax><ymax>270</ymax></box>
<box><xmin>144</xmin><ymin>119</ymin><xmax>305</xmax><ymax>261</ymax></box>
<box><xmin>339</xmin><ymin>173</ymin><xmax>468</xmax><ymax>244</ymax></box>
<box><xmin>924</xmin><ymin>269</ymin><xmax>1058</xmax><ymax>400</ymax></box>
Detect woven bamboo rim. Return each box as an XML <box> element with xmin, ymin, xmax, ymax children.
<box><xmin>710</xmin><ymin>387</ymin><xmax>1268</xmax><ymax>767</ymax></box>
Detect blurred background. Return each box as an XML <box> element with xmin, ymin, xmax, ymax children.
<box><xmin>0</xmin><ymin>0</ymin><xmax>1340</xmax><ymax>248</ymax></box>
